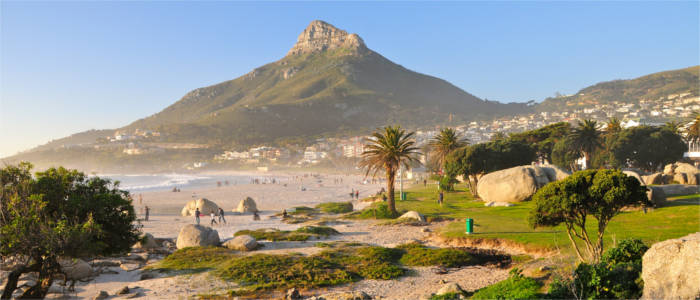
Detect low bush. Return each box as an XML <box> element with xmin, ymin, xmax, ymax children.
<box><xmin>234</xmin><ymin>226</ymin><xmax>339</xmax><ymax>242</ymax></box>
<box><xmin>349</xmin><ymin>202</ymin><xmax>399</xmax><ymax>219</ymax></box>
<box><xmin>397</xmin><ymin>243</ymin><xmax>475</xmax><ymax>268</ymax></box>
<box><xmin>316</xmin><ymin>202</ymin><xmax>354</xmax><ymax>214</ymax></box>
<box><xmin>430</xmin><ymin>292</ymin><xmax>463</xmax><ymax>300</ymax></box>
<box><xmin>154</xmin><ymin>247</ymin><xmax>235</xmax><ymax>272</ymax></box>
<box><xmin>471</xmin><ymin>268</ymin><xmax>541</xmax><ymax>299</ymax></box>
<box><xmin>295</xmin><ymin>226</ymin><xmax>340</xmax><ymax>236</ymax></box>
<box><xmin>546</xmin><ymin>239</ymin><xmax>648</xmax><ymax>299</ymax></box>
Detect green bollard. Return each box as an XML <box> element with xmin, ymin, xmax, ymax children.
<box><xmin>466</xmin><ymin>218</ymin><xmax>473</xmax><ymax>234</ymax></box>
<box><xmin>401</xmin><ymin>192</ymin><xmax>407</xmax><ymax>200</ymax></box>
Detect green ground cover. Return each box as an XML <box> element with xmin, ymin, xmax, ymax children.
<box><xmin>384</xmin><ymin>183</ymin><xmax>699</xmax><ymax>257</ymax></box>
<box><xmin>233</xmin><ymin>226</ymin><xmax>339</xmax><ymax>241</ymax></box>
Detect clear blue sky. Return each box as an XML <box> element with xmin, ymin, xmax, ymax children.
<box><xmin>1</xmin><ymin>1</ymin><xmax>698</xmax><ymax>157</ymax></box>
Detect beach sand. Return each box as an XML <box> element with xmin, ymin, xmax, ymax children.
<box><xmin>13</xmin><ymin>173</ymin><xmax>508</xmax><ymax>299</ymax></box>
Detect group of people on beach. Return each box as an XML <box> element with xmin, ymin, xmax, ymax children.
<box><xmin>192</xmin><ymin>207</ymin><xmax>261</xmax><ymax>226</ymax></box>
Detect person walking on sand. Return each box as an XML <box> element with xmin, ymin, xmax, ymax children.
<box><xmin>423</xmin><ymin>179</ymin><xmax>427</xmax><ymax>187</ymax></box>
<box><xmin>438</xmin><ymin>190</ymin><xmax>444</xmax><ymax>206</ymax></box>
<box><xmin>355</xmin><ymin>190</ymin><xmax>359</xmax><ymax>200</ymax></box>
<box><xmin>144</xmin><ymin>206</ymin><xmax>150</xmax><ymax>221</ymax></box>
<box><xmin>253</xmin><ymin>211</ymin><xmax>260</xmax><ymax>221</ymax></box>
<box><xmin>195</xmin><ymin>208</ymin><xmax>201</xmax><ymax>225</ymax></box>
<box><xmin>210</xmin><ymin>212</ymin><xmax>218</xmax><ymax>226</ymax></box>
<box><xmin>218</xmin><ymin>207</ymin><xmax>226</xmax><ymax>224</ymax></box>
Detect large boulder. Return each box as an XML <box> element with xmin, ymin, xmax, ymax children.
<box><xmin>642</xmin><ymin>232</ymin><xmax>700</xmax><ymax>300</ymax></box>
<box><xmin>646</xmin><ymin>186</ymin><xmax>667</xmax><ymax>207</ymax></box>
<box><xmin>133</xmin><ymin>233</ymin><xmax>158</xmax><ymax>249</ymax></box>
<box><xmin>673</xmin><ymin>173</ymin><xmax>689</xmax><ymax>185</ymax></box>
<box><xmin>398</xmin><ymin>211</ymin><xmax>426</xmax><ymax>222</ymax></box>
<box><xmin>477</xmin><ymin>165</ymin><xmax>570</xmax><ymax>203</ymax></box>
<box><xmin>235</xmin><ymin>197</ymin><xmax>258</xmax><ymax>213</ymax></box>
<box><xmin>223</xmin><ymin>235</ymin><xmax>258</xmax><ymax>251</ymax></box>
<box><xmin>663</xmin><ymin>162</ymin><xmax>700</xmax><ymax>185</ymax></box>
<box><xmin>176</xmin><ymin>224</ymin><xmax>220</xmax><ymax>249</ymax></box>
<box><xmin>623</xmin><ymin>170</ymin><xmax>645</xmax><ymax>185</ymax></box>
<box><xmin>59</xmin><ymin>258</ymin><xmax>93</xmax><ymax>280</ymax></box>
<box><xmin>643</xmin><ymin>172</ymin><xmax>666</xmax><ymax>185</ymax></box>
<box><xmin>181</xmin><ymin>198</ymin><xmax>219</xmax><ymax>217</ymax></box>
<box><xmin>673</xmin><ymin>162</ymin><xmax>700</xmax><ymax>176</ymax></box>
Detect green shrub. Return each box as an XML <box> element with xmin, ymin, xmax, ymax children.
<box><xmin>430</xmin><ymin>292</ymin><xmax>462</xmax><ymax>300</ymax></box>
<box><xmin>397</xmin><ymin>243</ymin><xmax>474</xmax><ymax>268</ymax></box>
<box><xmin>289</xmin><ymin>206</ymin><xmax>316</xmax><ymax>215</ymax></box>
<box><xmin>295</xmin><ymin>226</ymin><xmax>340</xmax><ymax>236</ymax></box>
<box><xmin>350</xmin><ymin>202</ymin><xmax>398</xmax><ymax>219</ymax></box>
<box><xmin>155</xmin><ymin>247</ymin><xmax>235</xmax><ymax>271</ymax></box>
<box><xmin>545</xmin><ymin>239</ymin><xmax>648</xmax><ymax>299</ymax></box>
<box><xmin>439</xmin><ymin>175</ymin><xmax>457</xmax><ymax>191</ymax></box>
<box><xmin>234</xmin><ymin>226</ymin><xmax>339</xmax><ymax>242</ymax></box>
<box><xmin>472</xmin><ymin>269</ymin><xmax>541</xmax><ymax>299</ymax></box>
<box><xmin>316</xmin><ymin>202</ymin><xmax>354</xmax><ymax>214</ymax></box>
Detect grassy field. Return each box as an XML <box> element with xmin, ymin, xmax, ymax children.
<box><xmin>390</xmin><ymin>183</ymin><xmax>700</xmax><ymax>257</ymax></box>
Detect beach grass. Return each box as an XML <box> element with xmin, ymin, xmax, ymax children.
<box><xmin>233</xmin><ymin>226</ymin><xmax>339</xmax><ymax>241</ymax></box>
<box><xmin>315</xmin><ymin>201</ymin><xmax>354</xmax><ymax>214</ymax></box>
<box><xmin>394</xmin><ymin>183</ymin><xmax>700</xmax><ymax>257</ymax></box>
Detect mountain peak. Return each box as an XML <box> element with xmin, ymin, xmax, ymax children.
<box><xmin>287</xmin><ymin>20</ymin><xmax>367</xmax><ymax>56</ymax></box>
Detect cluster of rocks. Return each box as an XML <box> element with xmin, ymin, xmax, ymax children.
<box><xmin>174</xmin><ymin>224</ymin><xmax>259</xmax><ymax>251</ymax></box>
<box><xmin>476</xmin><ymin>165</ymin><xmax>570</xmax><ymax>203</ymax></box>
<box><xmin>285</xmin><ymin>288</ymin><xmax>372</xmax><ymax>300</ymax></box>
<box><xmin>92</xmin><ymin>285</ymin><xmax>145</xmax><ymax>300</ymax></box>
<box><xmin>180</xmin><ymin>196</ymin><xmax>259</xmax><ymax>217</ymax></box>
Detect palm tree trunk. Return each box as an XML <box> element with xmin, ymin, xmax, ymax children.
<box><xmin>386</xmin><ymin>168</ymin><xmax>397</xmax><ymax>216</ymax></box>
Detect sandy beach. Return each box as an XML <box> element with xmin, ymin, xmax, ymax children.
<box><xmin>9</xmin><ymin>172</ymin><xmax>509</xmax><ymax>300</ymax></box>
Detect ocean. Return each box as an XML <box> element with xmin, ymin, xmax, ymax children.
<box><xmin>97</xmin><ymin>173</ymin><xmax>258</xmax><ymax>192</ymax></box>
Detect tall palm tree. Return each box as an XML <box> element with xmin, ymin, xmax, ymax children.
<box><xmin>569</xmin><ymin>119</ymin><xmax>602</xmax><ymax>169</ymax></box>
<box><xmin>428</xmin><ymin>128</ymin><xmax>468</xmax><ymax>172</ymax></box>
<box><xmin>359</xmin><ymin>126</ymin><xmax>421</xmax><ymax>216</ymax></box>
<box><xmin>686</xmin><ymin>112</ymin><xmax>700</xmax><ymax>142</ymax></box>
<box><xmin>605</xmin><ymin>117</ymin><xmax>622</xmax><ymax>135</ymax></box>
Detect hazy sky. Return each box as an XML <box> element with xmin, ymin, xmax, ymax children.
<box><xmin>1</xmin><ymin>1</ymin><xmax>699</xmax><ymax>157</ymax></box>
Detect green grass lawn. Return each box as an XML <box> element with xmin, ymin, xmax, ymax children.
<box><xmin>393</xmin><ymin>183</ymin><xmax>700</xmax><ymax>257</ymax></box>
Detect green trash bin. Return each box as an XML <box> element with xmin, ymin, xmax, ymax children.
<box><xmin>401</xmin><ymin>192</ymin><xmax>407</xmax><ymax>200</ymax></box>
<box><xmin>466</xmin><ymin>218</ymin><xmax>473</xmax><ymax>234</ymax></box>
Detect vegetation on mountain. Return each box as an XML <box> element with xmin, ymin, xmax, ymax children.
<box><xmin>0</xmin><ymin>163</ymin><xmax>140</xmax><ymax>299</ymax></box>
<box><xmin>537</xmin><ymin>65</ymin><xmax>700</xmax><ymax>111</ymax></box>
<box><xmin>359</xmin><ymin>126</ymin><xmax>421</xmax><ymax>216</ymax></box>
<box><xmin>529</xmin><ymin>169</ymin><xmax>649</xmax><ymax>262</ymax></box>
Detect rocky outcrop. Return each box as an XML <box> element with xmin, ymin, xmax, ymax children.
<box><xmin>436</xmin><ymin>282</ymin><xmax>465</xmax><ymax>296</ymax></box>
<box><xmin>476</xmin><ymin>165</ymin><xmax>571</xmax><ymax>203</ymax></box>
<box><xmin>310</xmin><ymin>291</ymin><xmax>372</xmax><ymax>300</ymax></box>
<box><xmin>623</xmin><ymin>170</ymin><xmax>645</xmax><ymax>185</ymax></box>
<box><xmin>646</xmin><ymin>186</ymin><xmax>667</xmax><ymax>207</ymax></box>
<box><xmin>642</xmin><ymin>232</ymin><xmax>700</xmax><ymax>299</ymax></box>
<box><xmin>223</xmin><ymin>235</ymin><xmax>258</xmax><ymax>251</ymax></box>
<box><xmin>664</xmin><ymin>162</ymin><xmax>700</xmax><ymax>185</ymax></box>
<box><xmin>176</xmin><ymin>225</ymin><xmax>220</xmax><ymax>249</ymax></box>
<box><xmin>287</xmin><ymin>20</ymin><xmax>367</xmax><ymax>56</ymax></box>
<box><xmin>398</xmin><ymin>211</ymin><xmax>426</xmax><ymax>222</ymax></box>
<box><xmin>58</xmin><ymin>258</ymin><xmax>93</xmax><ymax>280</ymax></box>
<box><xmin>235</xmin><ymin>197</ymin><xmax>258</xmax><ymax>213</ymax></box>
<box><xmin>181</xmin><ymin>198</ymin><xmax>219</xmax><ymax>217</ymax></box>
<box><xmin>133</xmin><ymin>233</ymin><xmax>158</xmax><ymax>249</ymax></box>
<box><xmin>643</xmin><ymin>172</ymin><xmax>667</xmax><ymax>185</ymax></box>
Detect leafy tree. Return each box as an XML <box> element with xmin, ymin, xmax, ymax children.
<box><xmin>445</xmin><ymin>139</ymin><xmax>536</xmax><ymax>197</ymax></box>
<box><xmin>428</xmin><ymin>128</ymin><xmax>468</xmax><ymax>173</ymax></box>
<box><xmin>529</xmin><ymin>169</ymin><xmax>649</xmax><ymax>262</ymax></box>
<box><xmin>551</xmin><ymin>136</ymin><xmax>580</xmax><ymax>171</ymax></box>
<box><xmin>1</xmin><ymin>163</ymin><xmax>140</xmax><ymax>299</ymax></box>
<box><xmin>663</xmin><ymin>121</ymin><xmax>682</xmax><ymax>135</ymax></box>
<box><xmin>569</xmin><ymin>119</ymin><xmax>602</xmax><ymax>169</ymax></box>
<box><xmin>686</xmin><ymin>112</ymin><xmax>700</xmax><ymax>142</ymax></box>
<box><xmin>609</xmin><ymin>126</ymin><xmax>687</xmax><ymax>171</ymax></box>
<box><xmin>359</xmin><ymin>126</ymin><xmax>421</xmax><ymax>216</ymax></box>
<box><xmin>509</xmin><ymin>122</ymin><xmax>571</xmax><ymax>163</ymax></box>
<box><xmin>605</xmin><ymin>117</ymin><xmax>622</xmax><ymax>136</ymax></box>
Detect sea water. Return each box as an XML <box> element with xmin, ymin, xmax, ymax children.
<box><xmin>96</xmin><ymin>173</ymin><xmax>255</xmax><ymax>192</ymax></box>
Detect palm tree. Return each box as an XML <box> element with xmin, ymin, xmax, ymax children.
<box><xmin>686</xmin><ymin>112</ymin><xmax>700</xmax><ymax>142</ymax></box>
<box><xmin>663</xmin><ymin>121</ymin><xmax>682</xmax><ymax>135</ymax></box>
<box><xmin>569</xmin><ymin>119</ymin><xmax>602</xmax><ymax>169</ymax></box>
<box><xmin>428</xmin><ymin>128</ymin><xmax>468</xmax><ymax>172</ymax></box>
<box><xmin>359</xmin><ymin>126</ymin><xmax>421</xmax><ymax>216</ymax></box>
<box><xmin>605</xmin><ymin>117</ymin><xmax>622</xmax><ymax>135</ymax></box>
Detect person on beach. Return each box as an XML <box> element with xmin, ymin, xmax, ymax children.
<box><xmin>282</xmin><ymin>209</ymin><xmax>288</xmax><ymax>219</ymax></box>
<box><xmin>210</xmin><ymin>212</ymin><xmax>217</xmax><ymax>226</ymax></box>
<box><xmin>253</xmin><ymin>211</ymin><xmax>260</xmax><ymax>221</ymax></box>
<box><xmin>438</xmin><ymin>191</ymin><xmax>444</xmax><ymax>206</ymax></box>
<box><xmin>145</xmin><ymin>206</ymin><xmax>150</xmax><ymax>221</ymax></box>
<box><xmin>423</xmin><ymin>179</ymin><xmax>427</xmax><ymax>187</ymax></box>
<box><xmin>195</xmin><ymin>207</ymin><xmax>201</xmax><ymax>225</ymax></box>
<box><xmin>218</xmin><ymin>207</ymin><xmax>226</xmax><ymax>224</ymax></box>
<box><xmin>355</xmin><ymin>190</ymin><xmax>359</xmax><ymax>200</ymax></box>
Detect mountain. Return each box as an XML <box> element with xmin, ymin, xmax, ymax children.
<box><xmin>121</xmin><ymin>20</ymin><xmax>527</xmax><ymax>146</ymax></box>
<box><xmin>537</xmin><ymin>66</ymin><xmax>699</xmax><ymax>111</ymax></box>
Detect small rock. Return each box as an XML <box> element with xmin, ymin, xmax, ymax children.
<box><xmin>286</xmin><ymin>287</ymin><xmax>302</xmax><ymax>299</ymax></box>
<box><xmin>398</xmin><ymin>211</ymin><xmax>426</xmax><ymax>222</ymax></box>
<box><xmin>436</xmin><ymin>282</ymin><xmax>465</xmax><ymax>296</ymax></box>
<box><xmin>139</xmin><ymin>271</ymin><xmax>156</xmax><ymax>280</ymax></box>
<box><xmin>93</xmin><ymin>291</ymin><xmax>109</xmax><ymax>300</ymax></box>
<box><xmin>316</xmin><ymin>291</ymin><xmax>371</xmax><ymax>300</ymax></box>
<box><xmin>120</xmin><ymin>263</ymin><xmax>141</xmax><ymax>272</ymax></box>
<box><xmin>223</xmin><ymin>235</ymin><xmax>259</xmax><ymax>251</ymax></box>
<box><xmin>434</xmin><ymin>266</ymin><xmax>448</xmax><ymax>275</ymax></box>
<box><xmin>116</xmin><ymin>286</ymin><xmax>130</xmax><ymax>295</ymax></box>
<box><xmin>538</xmin><ymin>266</ymin><xmax>550</xmax><ymax>272</ymax></box>
<box><xmin>421</xmin><ymin>228</ymin><xmax>431</xmax><ymax>233</ymax></box>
